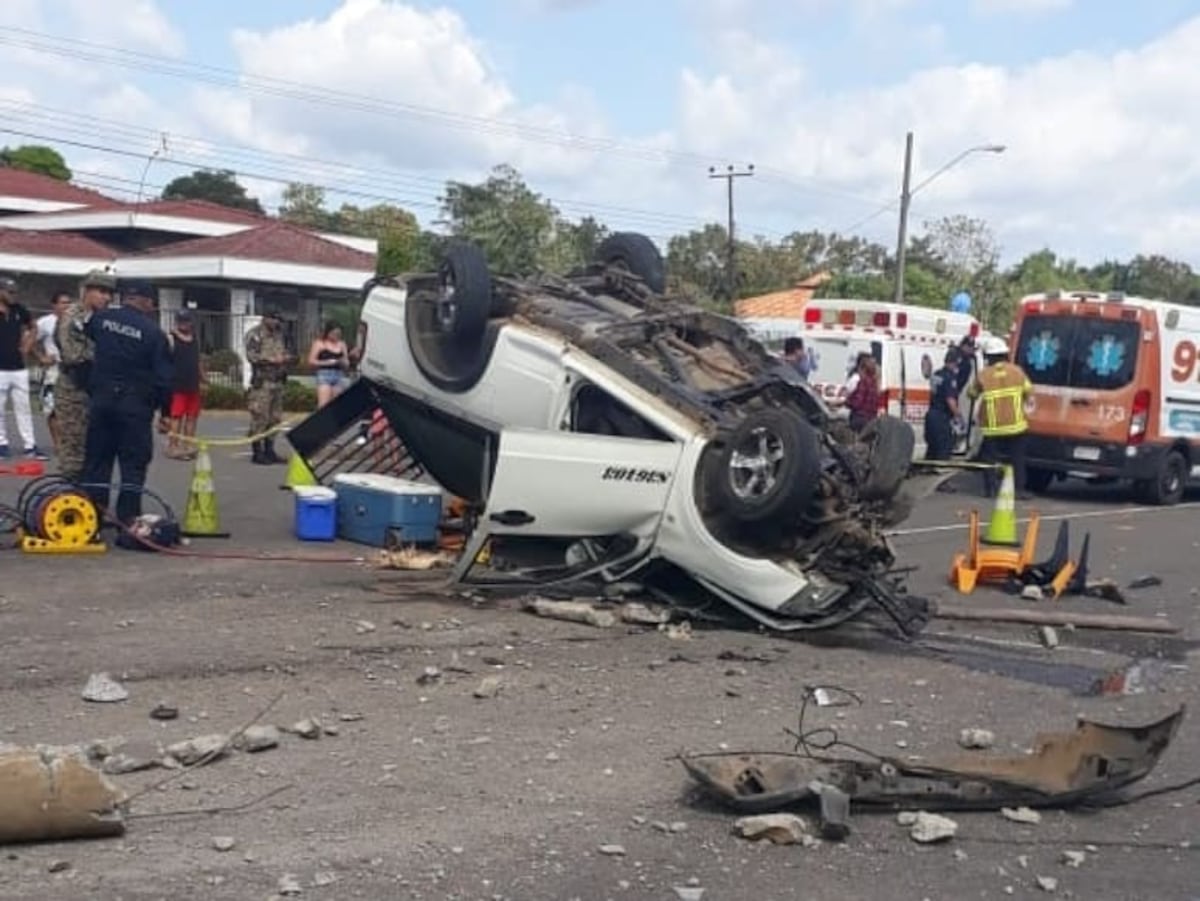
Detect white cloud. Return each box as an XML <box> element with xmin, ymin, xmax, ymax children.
<box><xmin>1</xmin><ymin>0</ymin><xmax>1199</xmax><ymax>268</ymax></box>
<box><xmin>971</xmin><ymin>0</ymin><xmax>1072</xmax><ymax>15</ymax></box>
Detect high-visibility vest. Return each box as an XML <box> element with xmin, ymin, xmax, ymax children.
<box><xmin>976</xmin><ymin>363</ymin><xmax>1032</xmax><ymax>437</ymax></box>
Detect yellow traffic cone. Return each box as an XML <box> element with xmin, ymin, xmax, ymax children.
<box><xmin>983</xmin><ymin>463</ymin><xmax>1019</xmax><ymax>546</ymax></box>
<box><xmin>280</xmin><ymin>452</ymin><xmax>318</xmax><ymax>491</ymax></box>
<box><xmin>181</xmin><ymin>444</ymin><xmax>230</xmax><ymax>539</ymax></box>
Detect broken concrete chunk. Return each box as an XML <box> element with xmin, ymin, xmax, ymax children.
<box><xmin>618</xmin><ymin>602</ymin><xmax>672</xmax><ymax>626</ymax></box>
<box><xmin>958</xmin><ymin>728</ymin><xmax>996</xmax><ymax>750</ymax></box>
<box><xmin>661</xmin><ymin>621</ymin><xmax>693</xmax><ymax>640</ymax></box>
<box><xmin>81</xmin><ymin>673</ymin><xmax>128</xmax><ymax>703</ymax></box>
<box><xmin>354</xmin><ymin>619</ymin><xmax>376</xmax><ymax>634</ymax></box>
<box><xmin>285</xmin><ymin>719</ymin><xmax>322</xmax><ymax>740</ymax></box>
<box><xmin>1000</xmin><ymin>806</ymin><xmax>1042</xmax><ymax>825</ymax></box>
<box><xmin>896</xmin><ymin>811</ymin><xmax>919</xmax><ymax>826</ymax></box>
<box><xmin>234</xmin><ymin>725</ymin><xmax>281</xmax><ymax>753</ymax></box>
<box><xmin>212</xmin><ymin>835</ymin><xmax>236</xmax><ymax>852</ymax></box>
<box><xmin>0</xmin><ymin>748</ymin><xmax>127</xmax><ymax>844</ymax></box>
<box><xmin>1036</xmin><ymin>875</ymin><xmax>1059</xmax><ymax>893</ymax></box>
<box><xmin>101</xmin><ymin>740</ymin><xmax>163</xmax><ymax>775</ymax></box>
<box><xmin>473</xmin><ymin>676</ymin><xmax>503</xmax><ymax>699</ymax></box>
<box><xmin>597</xmin><ymin>844</ymin><xmax>626</xmax><ymax>856</ymax></box>
<box><xmin>1061</xmin><ymin>850</ymin><xmax>1086</xmax><ymax>868</ymax></box>
<box><xmin>733</xmin><ymin>813</ymin><xmax>809</xmax><ymax>845</ymax></box>
<box><xmin>525</xmin><ymin>597</ymin><xmax>616</xmax><ymax>628</ymax></box>
<box><xmin>165</xmin><ymin>734</ymin><xmax>229</xmax><ymax>766</ymax></box>
<box><xmin>909</xmin><ymin>812</ymin><xmax>958</xmax><ymax>844</ymax></box>
<box><xmin>1038</xmin><ymin>626</ymin><xmax>1060</xmax><ymax>649</ymax></box>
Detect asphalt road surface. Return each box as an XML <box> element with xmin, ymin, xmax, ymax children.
<box><xmin>1</xmin><ymin>413</ymin><xmax>1197</xmax><ymax>901</ymax></box>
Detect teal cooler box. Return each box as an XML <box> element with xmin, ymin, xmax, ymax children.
<box><xmin>332</xmin><ymin>473</ymin><xmax>443</xmax><ymax>547</ymax></box>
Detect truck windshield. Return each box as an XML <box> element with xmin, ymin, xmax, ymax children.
<box><xmin>1015</xmin><ymin>314</ymin><xmax>1139</xmax><ymax>391</ymax></box>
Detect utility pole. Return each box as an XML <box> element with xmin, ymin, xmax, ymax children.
<box><xmin>709</xmin><ymin>163</ymin><xmax>754</xmax><ymax>303</ymax></box>
<box><xmin>892</xmin><ymin>131</ymin><xmax>914</xmax><ymax>305</ymax></box>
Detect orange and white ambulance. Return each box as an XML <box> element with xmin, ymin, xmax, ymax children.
<box><xmin>741</xmin><ymin>299</ymin><xmax>987</xmax><ymax>459</ymax></box>
<box><xmin>1011</xmin><ymin>290</ymin><xmax>1200</xmax><ymax>505</ymax></box>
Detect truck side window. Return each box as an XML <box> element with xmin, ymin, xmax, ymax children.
<box><xmin>570</xmin><ymin>384</ymin><xmax>670</xmax><ymax>442</ymax></box>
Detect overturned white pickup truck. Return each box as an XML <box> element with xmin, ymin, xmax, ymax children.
<box><xmin>294</xmin><ymin>233</ymin><xmax>929</xmax><ymax>633</ymax></box>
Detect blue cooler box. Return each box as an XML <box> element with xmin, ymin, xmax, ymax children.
<box><xmin>332</xmin><ymin>473</ymin><xmax>443</xmax><ymax>547</ymax></box>
<box><xmin>293</xmin><ymin>486</ymin><xmax>338</xmax><ymax>541</ymax></box>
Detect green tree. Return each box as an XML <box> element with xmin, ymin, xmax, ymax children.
<box><xmin>161</xmin><ymin>169</ymin><xmax>264</xmax><ymax>214</ymax></box>
<box><xmin>278</xmin><ymin>182</ymin><xmax>332</xmax><ymax>229</ymax></box>
<box><xmin>0</xmin><ymin>144</ymin><xmax>71</xmax><ymax>181</ymax></box>
<box><xmin>666</xmin><ymin>224</ymin><xmax>731</xmax><ymax>307</ymax></box>
<box><xmin>437</xmin><ymin>164</ymin><xmax>562</xmax><ymax>275</ymax></box>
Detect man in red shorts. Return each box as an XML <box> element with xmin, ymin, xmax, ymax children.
<box><xmin>165</xmin><ymin>308</ymin><xmax>206</xmax><ymax>460</ymax></box>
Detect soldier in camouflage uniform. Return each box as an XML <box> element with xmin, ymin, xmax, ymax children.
<box><xmin>243</xmin><ymin>307</ymin><xmax>293</xmax><ymax>464</ymax></box>
<box><xmin>55</xmin><ymin>269</ymin><xmax>115</xmax><ymax>480</ymax></box>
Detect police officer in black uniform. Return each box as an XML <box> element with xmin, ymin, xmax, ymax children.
<box><xmin>924</xmin><ymin>346</ymin><xmax>965</xmax><ymax>461</ymax></box>
<box><xmin>80</xmin><ymin>279</ymin><xmax>173</xmax><ymax>526</ymax></box>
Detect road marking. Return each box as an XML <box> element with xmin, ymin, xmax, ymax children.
<box><xmin>889</xmin><ymin>500</ymin><xmax>1200</xmax><ymax>537</ymax></box>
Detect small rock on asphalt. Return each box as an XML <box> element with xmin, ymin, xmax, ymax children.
<box><xmin>101</xmin><ymin>739</ymin><xmax>162</xmax><ymax>775</ymax></box>
<box><xmin>896</xmin><ymin>811</ymin><xmax>919</xmax><ymax>826</ymax></box>
<box><xmin>958</xmin><ymin>728</ymin><xmax>995</xmax><ymax>750</ymax></box>
<box><xmin>416</xmin><ymin>666</ymin><xmax>442</xmax><ymax>685</ymax></box>
<box><xmin>598</xmin><ymin>844</ymin><xmax>626</xmax><ymax>857</ymax></box>
<box><xmin>1061</xmin><ymin>850</ymin><xmax>1086</xmax><ymax>868</ymax></box>
<box><xmin>81</xmin><ymin>672</ymin><xmax>128</xmax><ymax>703</ymax></box>
<box><xmin>312</xmin><ymin>871</ymin><xmax>337</xmax><ymax>887</ymax></box>
<box><xmin>1038</xmin><ymin>626</ymin><xmax>1060</xmax><ymax>649</ymax></box>
<box><xmin>47</xmin><ymin>860</ymin><xmax>71</xmax><ymax>873</ymax></box>
<box><xmin>354</xmin><ymin>619</ymin><xmax>376</xmax><ymax>634</ymax></box>
<box><xmin>165</xmin><ymin>733</ymin><xmax>228</xmax><ymax>766</ymax></box>
<box><xmin>473</xmin><ymin>675</ymin><xmax>503</xmax><ymax>699</ymax></box>
<box><xmin>1001</xmin><ymin>806</ymin><xmax>1042</xmax><ymax>825</ymax></box>
<box><xmin>235</xmin><ymin>724</ymin><xmax>281</xmax><ymax>752</ymax></box>
<box><xmin>212</xmin><ymin>836</ymin><xmax>236</xmax><ymax>852</ymax></box>
<box><xmin>909</xmin><ymin>812</ymin><xmax>958</xmax><ymax>844</ymax></box>
<box><xmin>1036</xmin><ymin>876</ymin><xmax>1059</xmax><ymax>893</ymax></box>
<box><xmin>673</xmin><ymin>888</ymin><xmax>705</xmax><ymax>901</ymax></box>
<box><xmin>287</xmin><ymin>718</ymin><xmax>322</xmax><ymax>739</ymax></box>
<box><xmin>733</xmin><ymin>813</ymin><xmax>810</xmax><ymax>845</ymax></box>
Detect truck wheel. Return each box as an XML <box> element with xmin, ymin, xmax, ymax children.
<box><xmin>435</xmin><ymin>240</ymin><xmax>492</xmax><ymax>343</ymax></box>
<box><xmin>858</xmin><ymin>416</ymin><xmax>915</xmax><ymax>502</ymax></box>
<box><xmin>1141</xmin><ymin>451</ymin><xmax>1187</xmax><ymax>506</ymax></box>
<box><xmin>1025</xmin><ymin>467</ymin><xmax>1054</xmax><ymax>494</ymax></box>
<box><xmin>712</xmin><ymin>408</ymin><xmax>821</xmax><ymax>526</ymax></box>
<box><xmin>595</xmin><ymin>232</ymin><xmax>666</xmax><ymax>294</ymax></box>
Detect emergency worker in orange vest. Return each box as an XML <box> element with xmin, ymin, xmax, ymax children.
<box><xmin>969</xmin><ymin>336</ymin><xmax>1034</xmax><ymax>499</ymax></box>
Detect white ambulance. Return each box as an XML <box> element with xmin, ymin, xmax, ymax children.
<box><xmin>742</xmin><ymin>299</ymin><xmax>987</xmax><ymax>460</ymax></box>
<box><xmin>1011</xmin><ymin>290</ymin><xmax>1200</xmax><ymax>505</ymax></box>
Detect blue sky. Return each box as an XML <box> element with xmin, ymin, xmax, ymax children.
<box><xmin>2</xmin><ymin>0</ymin><xmax>1200</xmax><ymax>265</ymax></box>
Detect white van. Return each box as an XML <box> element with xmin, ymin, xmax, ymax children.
<box><xmin>742</xmin><ymin>299</ymin><xmax>987</xmax><ymax>459</ymax></box>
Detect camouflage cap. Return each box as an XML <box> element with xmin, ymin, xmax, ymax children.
<box><xmin>81</xmin><ymin>268</ymin><xmax>117</xmax><ymax>291</ymax></box>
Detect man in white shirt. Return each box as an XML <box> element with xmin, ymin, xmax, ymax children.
<box><xmin>35</xmin><ymin>291</ymin><xmax>71</xmax><ymax>457</ymax></box>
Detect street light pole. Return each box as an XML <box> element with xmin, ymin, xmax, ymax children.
<box><xmin>891</xmin><ymin>135</ymin><xmax>1005</xmax><ymax>305</ymax></box>
<box><xmin>709</xmin><ymin>163</ymin><xmax>755</xmax><ymax>303</ymax></box>
<box><xmin>892</xmin><ymin>132</ymin><xmax>914</xmax><ymax>305</ymax></box>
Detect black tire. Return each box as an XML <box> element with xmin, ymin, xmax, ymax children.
<box><xmin>858</xmin><ymin>416</ymin><xmax>915</xmax><ymax>502</ymax></box>
<box><xmin>711</xmin><ymin>408</ymin><xmax>821</xmax><ymax>527</ymax></box>
<box><xmin>595</xmin><ymin>232</ymin><xmax>666</xmax><ymax>294</ymax></box>
<box><xmin>1141</xmin><ymin>450</ymin><xmax>1187</xmax><ymax>506</ymax></box>
<box><xmin>1025</xmin><ymin>467</ymin><xmax>1054</xmax><ymax>494</ymax></box>
<box><xmin>435</xmin><ymin>240</ymin><xmax>492</xmax><ymax>342</ymax></box>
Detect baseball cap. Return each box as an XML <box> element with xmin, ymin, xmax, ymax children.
<box><xmin>119</xmin><ymin>279</ymin><xmax>159</xmax><ymax>302</ymax></box>
<box><xmin>82</xmin><ymin>269</ymin><xmax>117</xmax><ymax>291</ymax></box>
<box><xmin>176</xmin><ymin>308</ymin><xmax>193</xmax><ymax>321</ymax></box>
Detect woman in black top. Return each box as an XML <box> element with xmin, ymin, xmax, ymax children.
<box><xmin>307</xmin><ymin>321</ymin><xmax>350</xmax><ymax>409</ymax></box>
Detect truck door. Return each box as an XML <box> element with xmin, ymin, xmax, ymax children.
<box><xmin>482</xmin><ymin>428</ymin><xmax>684</xmax><ymax>540</ymax></box>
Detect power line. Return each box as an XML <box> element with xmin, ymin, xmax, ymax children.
<box><xmin>0</xmin><ymin>24</ymin><xmax>884</xmax><ymax>210</ymax></box>
<box><xmin>0</xmin><ymin>101</ymin><xmax>791</xmax><ymax>239</ymax></box>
